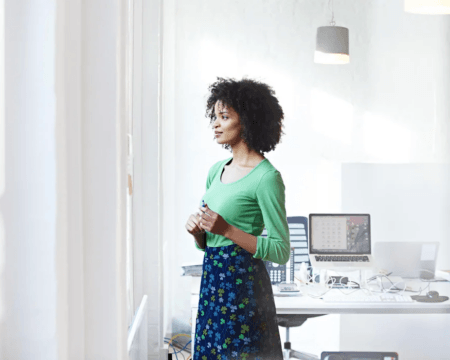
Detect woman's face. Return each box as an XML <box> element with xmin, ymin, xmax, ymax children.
<box><xmin>213</xmin><ymin>101</ymin><xmax>242</xmax><ymax>146</ymax></box>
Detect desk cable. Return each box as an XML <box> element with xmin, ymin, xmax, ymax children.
<box><xmin>366</xmin><ymin>268</ymin><xmax>437</xmax><ymax>296</ymax></box>
<box><xmin>297</xmin><ymin>267</ymin><xmax>437</xmax><ymax>298</ymax></box>
<box><xmin>329</xmin><ymin>268</ymin><xmax>436</xmax><ymax>296</ymax></box>
<box><xmin>295</xmin><ymin>267</ymin><xmax>364</xmax><ymax>298</ymax></box>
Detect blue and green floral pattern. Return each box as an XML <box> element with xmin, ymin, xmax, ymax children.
<box><xmin>194</xmin><ymin>244</ymin><xmax>283</xmax><ymax>360</ymax></box>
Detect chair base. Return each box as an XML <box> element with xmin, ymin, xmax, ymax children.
<box><xmin>282</xmin><ymin>347</ymin><xmax>319</xmax><ymax>360</ymax></box>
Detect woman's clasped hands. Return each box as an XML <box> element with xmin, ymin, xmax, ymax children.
<box><xmin>185</xmin><ymin>208</ymin><xmax>205</xmax><ymax>236</ymax></box>
<box><xmin>198</xmin><ymin>203</ymin><xmax>230</xmax><ymax>236</ymax></box>
<box><xmin>186</xmin><ymin>203</ymin><xmax>230</xmax><ymax>237</ymax></box>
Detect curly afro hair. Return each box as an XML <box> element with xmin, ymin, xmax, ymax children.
<box><xmin>205</xmin><ymin>77</ymin><xmax>285</xmax><ymax>154</ymax></box>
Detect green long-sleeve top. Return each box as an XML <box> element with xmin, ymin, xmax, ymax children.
<box><xmin>195</xmin><ymin>156</ymin><xmax>291</xmax><ymax>265</ymax></box>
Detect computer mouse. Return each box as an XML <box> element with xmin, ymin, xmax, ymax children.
<box><xmin>426</xmin><ymin>290</ymin><xmax>439</xmax><ymax>299</ymax></box>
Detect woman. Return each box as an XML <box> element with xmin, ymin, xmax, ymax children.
<box><xmin>185</xmin><ymin>77</ymin><xmax>291</xmax><ymax>360</ymax></box>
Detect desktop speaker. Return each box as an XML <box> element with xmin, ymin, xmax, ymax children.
<box><xmin>321</xmin><ymin>352</ymin><xmax>398</xmax><ymax>360</ymax></box>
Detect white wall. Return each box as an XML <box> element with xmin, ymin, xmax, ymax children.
<box><xmin>0</xmin><ymin>1</ymin><xmax>131</xmax><ymax>359</ymax></box>
<box><xmin>1</xmin><ymin>1</ymin><xmax>58</xmax><ymax>358</ymax></box>
<box><xmin>341</xmin><ymin>163</ymin><xmax>450</xmax><ymax>359</ymax></box>
<box><xmin>162</xmin><ymin>0</ymin><xmax>450</xmax><ymax>357</ymax></box>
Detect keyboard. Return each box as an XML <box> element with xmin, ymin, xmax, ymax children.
<box><xmin>315</xmin><ymin>255</ymin><xmax>369</xmax><ymax>262</ymax></box>
<box><xmin>322</xmin><ymin>294</ymin><xmax>414</xmax><ymax>303</ymax></box>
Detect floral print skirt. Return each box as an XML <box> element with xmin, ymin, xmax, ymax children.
<box><xmin>193</xmin><ymin>244</ymin><xmax>283</xmax><ymax>360</ymax></box>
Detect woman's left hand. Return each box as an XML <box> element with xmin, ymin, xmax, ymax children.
<box><xmin>198</xmin><ymin>203</ymin><xmax>230</xmax><ymax>236</ymax></box>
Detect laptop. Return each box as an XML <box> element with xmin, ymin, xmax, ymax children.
<box><xmin>374</xmin><ymin>241</ymin><xmax>443</xmax><ymax>280</ymax></box>
<box><xmin>309</xmin><ymin>214</ymin><xmax>375</xmax><ymax>269</ymax></box>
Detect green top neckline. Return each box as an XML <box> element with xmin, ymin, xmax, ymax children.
<box><xmin>219</xmin><ymin>157</ymin><xmax>268</xmax><ymax>186</ymax></box>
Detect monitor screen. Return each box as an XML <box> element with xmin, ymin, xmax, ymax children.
<box><xmin>309</xmin><ymin>214</ymin><xmax>371</xmax><ymax>254</ymax></box>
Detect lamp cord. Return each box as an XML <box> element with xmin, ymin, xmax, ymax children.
<box><xmin>329</xmin><ymin>0</ymin><xmax>336</xmax><ymax>26</ymax></box>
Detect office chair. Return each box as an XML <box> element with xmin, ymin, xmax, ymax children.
<box><xmin>277</xmin><ymin>216</ymin><xmax>324</xmax><ymax>360</ymax></box>
<box><xmin>278</xmin><ymin>314</ymin><xmax>322</xmax><ymax>360</ymax></box>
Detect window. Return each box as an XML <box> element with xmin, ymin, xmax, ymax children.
<box><xmin>0</xmin><ymin>0</ymin><xmax>4</xmax><ymax>199</ymax></box>
<box><xmin>127</xmin><ymin>132</ymin><xmax>135</xmax><ymax>327</ymax></box>
<box><xmin>126</xmin><ymin>0</ymin><xmax>135</xmax><ymax>329</ymax></box>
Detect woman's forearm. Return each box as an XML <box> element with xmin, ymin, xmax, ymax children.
<box><xmin>224</xmin><ymin>224</ymin><xmax>257</xmax><ymax>255</ymax></box>
<box><xmin>194</xmin><ymin>231</ymin><xmax>206</xmax><ymax>249</ymax></box>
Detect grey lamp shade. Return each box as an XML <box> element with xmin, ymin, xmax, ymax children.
<box><xmin>405</xmin><ymin>0</ymin><xmax>450</xmax><ymax>14</ymax></box>
<box><xmin>314</xmin><ymin>26</ymin><xmax>350</xmax><ymax>64</ymax></box>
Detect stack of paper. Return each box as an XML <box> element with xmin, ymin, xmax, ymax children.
<box><xmin>272</xmin><ymin>285</ymin><xmax>302</xmax><ymax>297</ymax></box>
<box><xmin>181</xmin><ymin>262</ymin><xmax>203</xmax><ymax>276</ymax></box>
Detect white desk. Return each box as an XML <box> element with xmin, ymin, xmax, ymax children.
<box><xmin>188</xmin><ymin>277</ymin><xmax>450</xmax><ymax>358</ymax></box>
<box><xmin>270</xmin><ymin>282</ymin><xmax>450</xmax><ymax>315</ymax></box>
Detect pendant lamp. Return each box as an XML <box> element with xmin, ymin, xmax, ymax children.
<box><xmin>405</xmin><ymin>0</ymin><xmax>450</xmax><ymax>14</ymax></box>
<box><xmin>314</xmin><ymin>0</ymin><xmax>349</xmax><ymax>64</ymax></box>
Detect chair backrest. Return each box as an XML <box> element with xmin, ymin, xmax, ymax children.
<box><xmin>261</xmin><ymin>216</ymin><xmax>311</xmax><ymax>283</ymax></box>
<box><xmin>286</xmin><ymin>216</ymin><xmax>311</xmax><ymax>272</ymax></box>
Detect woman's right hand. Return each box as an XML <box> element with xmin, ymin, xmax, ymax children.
<box><xmin>186</xmin><ymin>211</ymin><xmax>206</xmax><ymax>236</ymax></box>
